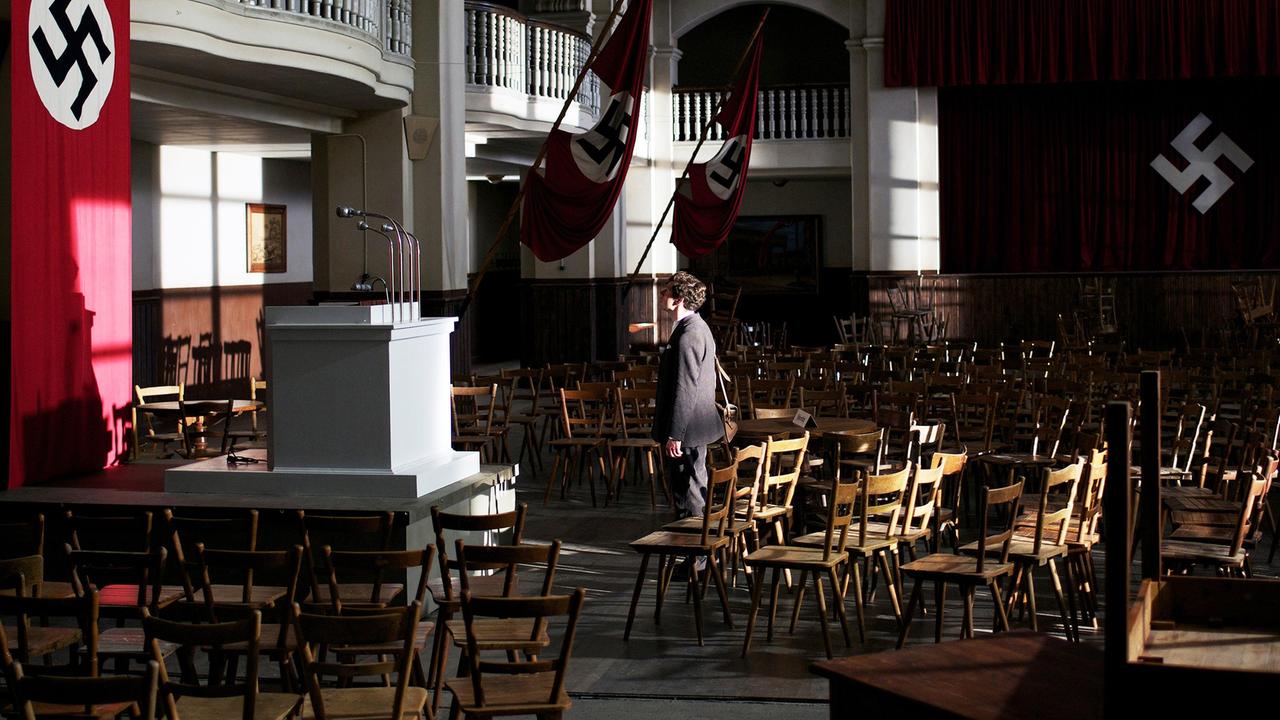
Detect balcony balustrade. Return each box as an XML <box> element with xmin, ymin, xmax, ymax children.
<box><xmin>673</xmin><ymin>83</ymin><xmax>851</xmax><ymax>142</ymax></box>
<box><xmin>231</xmin><ymin>0</ymin><xmax>412</xmax><ymax>55</ymax></box>
<box><xmin>465</xmin><ymin>1</ymin><xmax>600</xmax><ymax>114</ymax></box>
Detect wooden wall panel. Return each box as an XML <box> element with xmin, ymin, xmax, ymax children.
<box><xmin>868</xmin><ymin>272</ymin><xmax>1256</xmax><ymax>348</ymax></box>
<box><xmin>421</xmin><ymin>290</ymin><xmax>471</xmax><ymax>378</ymax></box>
<box><xmin>133</xmin><ymin>283</ymin><xmax>311</xmax><ymax>397</ymax></box>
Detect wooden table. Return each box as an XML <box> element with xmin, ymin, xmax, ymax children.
<box><xmin>735</xmin><ymin>416</ymin><xmax>876</xmax><ymax>441</ymax></box>
<box><xmin>812</xmin><ymin>631</ymin><xmax>1103</xmax><ymax>719</ymax></box>
<box><xmin>136</xmin><ymin>399</ymin><xmax>263</xmax><ymax>415</ymax></box>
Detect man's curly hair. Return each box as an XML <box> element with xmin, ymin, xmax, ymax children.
<box><xmin>665</xmin><ymin>271</ymin><xmax>707</xmax><ymax>312</ymax></box>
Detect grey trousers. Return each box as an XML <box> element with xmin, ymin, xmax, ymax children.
<box><xmin>666</xmin><ymin>444</ymin><xmax>709</xmax><ymax>519</ymax></box>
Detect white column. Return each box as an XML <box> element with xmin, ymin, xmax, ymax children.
<box><xmin>413</xmin><ymin>0</ymin><xmax>470</xmax><ymax>292</ymax></box>
<box><xmin>857</xmin><ymin>0</ymin><xmax>940</xmax><ymax>273</ymax></box>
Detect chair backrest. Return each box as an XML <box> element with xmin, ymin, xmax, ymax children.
<box><xmin>11</xmin><ymin>660</ymin><xmax>160</xmax><ymax>720</ymax></box>
<box><xmin>296</xmin><ymin>511</ymin><xmax>397</xmax><ymax>605</ymax></box>
<box><xmin>143</xmin><ymin>610</ymin><xmax>269</xmax><ymax>720</ymax></box>
<box><xmin>857</xmin><ymin>464</ymin><xmax>912</xmax><ymax>541</ymax></box>
<box><xmin>761</xmin><ymin>433</ymin><xmax>809</xmax><ymax>510</ymax></box>
<box><xmin>165</xmin><ymin>509</ymin><xmax>260</xmax><ymax>598</ymax></box>
<box><xmin>501</xmin><ymin>367</ymin><xmax>543</xmax><ymax>407</ymax></box>
<box><xmin>732</xmin><ymin>443</ymin><xmax>767</xmax><ymax>524</ymax></box>
<box><xmin>800</xmin><ymin>387</ymin><xmax>846</xmax><ymax>418</ymax></box>
<box><xmin>753</xmin><ymin>406</ymin><xmax>797</xmax><ymax>420</ymax></box>
<box><xmin>0</xmin><ymin>515</ymin><xmax>46</xmax><ymax>561</ymax></box>
<box><xmin>67</xmin><ymin>547</ymin><xmax>167</xmax><ymax>617</ymax></box>
<box><xmin>1028</xmin><ymin>461</ymin><xmax>1084</xmax><ymax>555</ymax></box>
<box><xmin>66</xmin><ymin>510</ymin><xmax>153</xmax><ymax>552</ymax></box>
<box><xmin>1074</xmin><ymin>454</ymin><xmax>1108</xmax><ymax>543</ymax></box>
<box><xmin>747</xmin><ymin>378</ymin><xmax>795</xmax><ymax>414</ymax></box>
<box><xmin>451</xmin><ymin>384</ymin><xmax>497</xmax><ymax>434</ymax></box>
<box><xmin>829</xmin><ymin>429</ymin><xmax>884</xmax><ymax>482</ymax></box>
<box><xmin>455</xmin><ymin>542</ymin><xmax>561</xmax><ymax>608</ymax></box>
<box><xmin>293</xmin><ymin>603</ymin><xmax>420</xmax><ymax>720</ymax></box>
<box><xmin>689</xmin><ymin>459</ymin><xmax>740</xmax><ymax>546</ymax></box>
<box><xmin>320</xmin><ymin>546</ymin><xmax>432</xmax><ymax>613</ymax></box>
<box><xmin>816</xmin><ymin>475</ymin><xmax>860</xmax><ymax>561</ymax></box>
<box><xmin>430</xmin><ymin>504</ymin><xmax>528</xmax><ymax>605</ymax></box>
<box><xmin>900</xmin><ymin>464</ymin><xmax>946</xmax><ymax>536</ymax></box>
<box><xmin>615</xmin><ymin>387</ymin><xmax>657</xmax><ymax>440</ymax></box>
<box><xmin>195</xmin><ymin>545</ymin><xmax>303</xmax><ymax>617</ymax></box>
<box><xmin>559</xmin><ymin>388</ymin><xmax>611</xmax><ymax>438</ymax></box>
<box><xmin>1167</xmin><ymin>403</ymin><xmax>1207</xmax><ymax>472</ymax></box>
<box><xmin>975</xmin><ymin>481</ymin><xmax>1026</xmax><ymax>571</ymax></box>
<box><xmin>930</xmin><ymin>450</ymin><xmax>968</xmax><ymax>514</ymax></box>
<box><xmin>1231</xmin><ymin>472</ymin><xmax>1271</xmax><ymax>556</ymax></box>
<box><xmin>457</xmin><ymin>589</ymin><xmax>586</xmax><ymax>715</ymax></box>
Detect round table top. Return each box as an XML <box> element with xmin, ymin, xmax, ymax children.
<box><xmin>974</xmin><ymin>452</ymin><xmax>1059</xmax><ymax>467</ymax></box>
<box><xmin>137</xmin><ymin>399</ymin><xmax>263</xmax><ymax>413</ymax></box>
<box><xmin>736</xmin><ymin>416</ymin><xmax>877</xmax><ymax>440</ymax></box>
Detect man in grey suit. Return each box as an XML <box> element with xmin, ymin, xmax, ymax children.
<box><xmin>652</xmin><ymin>271</ymin><xmax>723</xmax><ymax>520</ymax></box>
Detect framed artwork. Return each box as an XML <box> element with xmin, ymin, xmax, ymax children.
<box><xmin>246</xmin><ymin>203</ymin><xmax>287</xmax><ymax>273</ymax></box>
<box><xmin>687</xmin><ymin>215</ymin><xmax>822</xmax><ymax>294</ymax></box>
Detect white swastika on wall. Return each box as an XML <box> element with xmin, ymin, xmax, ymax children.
<box><xmin>1150</xmin><ymin>113</ymin><xmax>1254</xmax><ymax>214</ymax></box>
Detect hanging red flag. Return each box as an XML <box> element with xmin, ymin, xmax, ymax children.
<box><xmin>520</xmin><ymin>0</ymin><xmax>653</xmax><ymax>262</ymax></box>
<box><xmin>10</xmin><ymin>0</ymin><xmax>133</xmax><ymax>487</ymax></box>
<box><xmin>672</xmin><ymin>32</ymin><xmax>765</xmax><ymax>258</ymax></box>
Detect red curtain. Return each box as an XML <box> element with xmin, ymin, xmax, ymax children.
<box><xmin>10</xmin><ymin>0</ymin><xmax>132</xmax><ymax>487</ymax></box>
<box><xmin>885</xmin><ymin>0</ymin><xmax>1280</xmax><ymax>87</ymax></box>
<box><xmin>939</xmin><ymin>79</ymin><xmax>1280</xmax><ymax>273</ymax></box>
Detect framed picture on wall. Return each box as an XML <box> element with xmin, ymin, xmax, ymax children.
<box><xmin>246</xmin><ymin>203</ymin><xmax>287</xmax><ymax>273</ymax></box>
<box><xmin>687</xmin><ymin>215</ymin><xmax>822</xmax><ymax>294</ymax></box>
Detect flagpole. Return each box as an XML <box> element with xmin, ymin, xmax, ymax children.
<box><xmin>459</xmin><ymin>0</ymin><xmax>628</xmax><ymax>318</ymax></box>
<box><xmin>620</xmin><ymin>8</ymin><xmax>769</xmax><ymax>302</ymax></box>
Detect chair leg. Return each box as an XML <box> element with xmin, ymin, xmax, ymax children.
<box><xmin>896</xmin><ymin>577</ymin><xmax>924</xmax><ymax>649</ymax></box>
<box><xmin>1024</xmin><ymin>565</ymin><xmax>1039</xmax><ymax>631</ymax></box>
<box><xmin>742</xmin><ymin>562</ymin><xmax>765</xmax><ymax>657</ymax></box>
<box><xmin>766</xmin><ymin>567</ymin><xmax>783</xmax><ymax>641</ymax></box>
<box><xmin>933</xmin><ymin>581</ymin><xmax>947</xmax><ymax>643</ymax></box>
<box><xmin>789</xmin><ymin>570</ymin><xmax>808</xmax><ymax>634</ymax></box>
<box><xmin>690</xmin><ymin>559</ymin><xmax>705</xmax><ymax>646</ymax></box>
<box><xmin>708</xmin><ymin>554</ymin><xmax>733</xmax><ymax>628</ymax></box>
<box><xmin>829</xmin><ymin>567</ymin><xmax>853</xmax><ymax>648</ymax></box>
<box><xmin>623</xmin><ymin>553</ymin><xmax>651</xmax><ymax>641</ymax></box>
<box><xmin>989</xmin><ymin>579</ymin><xmax>1011</xmax><ymax>632</ymax></box>
<box><xmin>876</xmin><ymin>551</ymin><xmax>905</xmax><ymax>626</ymax></box>
<box><xmin>962</xmin><ymin>585</ymin><xmax>976</xmax><ymax>639</ymax></box>
<box><xmin>849</xmin><ymin>560</ymin><xmax>866</xmax><ymax>643</ymax></box>
<box><xmin>1046</xmin><ymin>557</ymin><xmax>1075</xmax><ymax>642</ymax></box>
<box><xmin>813</xmin><ymin>569</ymin><xmax>833</xmax><ymax>659</ymax></box>
<box><xmin>542</xmin><ymin>451</ymin><xmax>564</xmax><ymax>505</ymax></box>
<box><xmin>655</xmin><ymin>555</ymin><xmax>675</xmax><ymax>623</ymax></box>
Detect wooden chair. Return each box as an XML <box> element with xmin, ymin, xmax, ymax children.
<box><xmin>9</xmin><ymin>659</ymin><xmax>160</xmax><ymax>720</ymax></box>
<box><xmin>800</xmin><ymin>387</ymin><xmax>847</xmax><ymax>418</ymax></box>
<box><xmin>750</xmin><ymin>433</ymin><xmax>810</xmax><ymax>550</ymax></box>
<box><xmin>793</xmin><ymin>463</ymin><xmax>912</xmax><ymax>634</ymax></box>
<box><xmin>742</xmin><ymin>473</ymin><xmax>857</xmax><ymax>658</ymax></box>
<box><xmin>745</xmin><ymin>378</ymin><xmax>795</xmax><ymax>416</ymax></box>
<box><xmin>426</xmin><ymin>505</ymin><xmax>527</xmax><ymax>715</ymax></box>
<box><xmin>165</xmin><ymin>509</ymin><xmax>286</xmax><ymax>608</ymax></box>
<box><xmin>446</xmin><ymin>589</ymin><xmax>586</xmax><ymax>720</ymax></box>
<box><xmin>66</xmin><ymin>546</ymin><xmax>184</xmax><ymax>673</ymax></box>
<box><xmin>971</xmin><ymin>462</ymin><xmax>1082</xmax><ymax>640</ymax></box>
<box><xmin>451</xmin><ymin>384</ymin><xmax>504</xmax><ymax>462</ymax></box>
<box><xmin>499</xmin><ymin>368</ymin><xmax>546</xmax><ymax>476</ymax></box>
<box><xmin>0</xmin><ymin>559</ymin><xmax>91</xmax><ymax>674</ymax></box>
<box><xmin>132</xmin><ymin>384</ymin><xmax>184</xmax><ymax>459</ymax></box>
<box><xmin>610</xmin><ymin>387</ymin><xmax>669</xmax><ymax>508</ymax></box>
<box><xmin>543</xmin><ymin>388</ymin><xmax>612</xmax><ymax>507</ymax></box>
<box><xmin>0</xmin><ymin>515</ymin><xmax>75</xmax><ymax>600</ymax></box>
<box><xmin>625</xmin><ymin>459</ymin><xmax>739</xmax><ymax>646</ymax></box>
<box><xmin>318</xmin><ymin>545</ymin><xmax>435</xmax><ymax>691</ymax></box>
<box><xmin>296</xmin><ymin>512</ymin><xmax>404</xmax><ymax>611</ymax></box>
<box><xmin>437</xmin><ymin>541</ymin><xmax>561</xmax><ymax>713</ymax></box>
<box><xmin>292</xmin><ymin>602</ymin><xmax>426</xmax><ymax>720</ymax></box>
<box><xmin>193</xmin><ymin>545</ymin><xmax>304</xmax><ymax>692</ymax></box>
<box><xmin>178</xmin><ymin>399</ymin><xmax>235</xmax><ymax>458</ymax></box>
<box><xmin>226</xmin><ymin>377</ymin><xmax>268</xmax><ymax>450</ymax></box>
<box><xmin>143</xmin><ymin>610</ymin><xmax>301</xmax><ymax>720</ymax></box>
<box><xmin>896</xmin><ymin>481</ymin><xmax>1025</xmax><ymax>646</ymax></box>
<box><xmin>664</xmin><ymin>443</ymin><xmax>766</xmax><ymax>589</ymax></box>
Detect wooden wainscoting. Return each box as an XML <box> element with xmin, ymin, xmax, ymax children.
<box><xmin>867</xmin><ymin>272</ymin><xmax>1262</xmax><ymax>347</ymax></box>
<box><xmin>132</xmin><ymin>283</ymin><xmax>312</xmax><ymax>396</ymax></box>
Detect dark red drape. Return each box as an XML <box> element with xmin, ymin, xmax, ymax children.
<box><xmin>672</xmin><ymin>32</ymin><xmax>764</xmax><ymax>259</ymax></box>
<box><xmin>11</xmin><ymin>0</ymin><xmax>132</xmax><ymax>487</ymax></box>
<box><xmin>939</xmin><ymin>78</ymin><xmax>1280</xmax><ymax>273</ymax></box>
<box><xmin>885</xmin><ymin>0</ymin><xmax>1280</xmax><ymax>87</ymax></box>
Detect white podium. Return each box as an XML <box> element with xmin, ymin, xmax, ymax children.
<box><xmin>165</xmin><ymin>304</ymin><xmax>480</xmax><ymax>498</ymax></box>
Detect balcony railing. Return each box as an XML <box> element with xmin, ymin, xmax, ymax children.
<box><xmin>673</xmin><ymin>84</ymin><xmax>852</xmax><ymax>142</ymax></box>
<box><xmin>465</xmin><ymin>1</ymin><xmax>599</xmax><ymax>113</ymax></box>
<box><xmin>232</xmin><ymin>0</ymin><xmax>412</xmax><ymax>56</ymax></box>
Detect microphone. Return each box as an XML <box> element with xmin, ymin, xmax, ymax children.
<box><xmin>336</xmin><ymin>206</ymin><xmax>365</xmax><ymax>218</ymax></box>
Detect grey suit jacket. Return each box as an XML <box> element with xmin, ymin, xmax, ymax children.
<box><xmin>652</xmin><ymin>313</ymin><xmax>723</xmax><ymax>447</ymax></box>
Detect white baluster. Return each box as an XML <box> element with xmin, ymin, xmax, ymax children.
<box><xmin>556</xmin><ymin>31</ymin><xmax>567</xmax><ymax>99</ymax></box>
<box><xmin>804</xmin><ymin>88</ymin><xmax>813</xmax><ymax>139</ymax></box>
<box><xmin>842</xmin><ymin>87</ymin><xmax>850</xmax><ymax>137</ymax></box>
<box><xmin>790</xmin><ymin>89</ymin><xmax>800</xmax><ymax>139</ymax></box>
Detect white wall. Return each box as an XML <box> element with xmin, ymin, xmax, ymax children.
<box><xmin>132</xmin><ymin>144</ymin><xmax>314</xmax><ymax>290</ymax></box>
<box><xmin>739</xmin><ymin>177</ymin><xmax>855</xmax><ymax>267</ymax></box>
